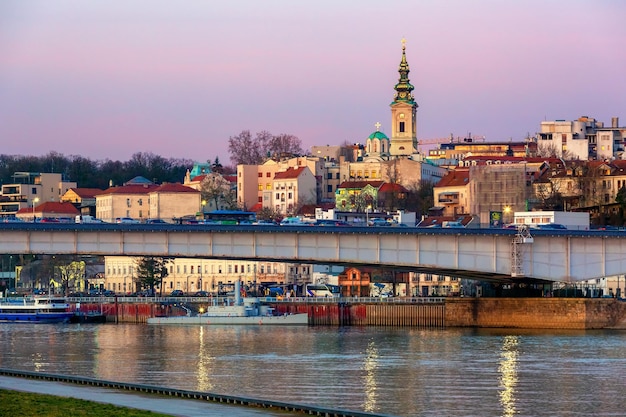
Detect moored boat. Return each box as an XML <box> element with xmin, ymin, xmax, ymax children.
<box><xmin>0</xmin><ymin>296</ymin><xmax>74</xmax><ymax>323</ymax></box>
<box><xmin>147</xmin><ymin>296</ymin><xmax>308</xmax><ymax>325</ymax></box>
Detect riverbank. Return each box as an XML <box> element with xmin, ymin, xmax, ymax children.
<box><xmin>0</xmin><ymin>369</ymin><xmax>391</xmax><ymax>417</ymax></box>
<box><xmin>72</xmin><ymin>297</ymin><xmax>626</xmax><ymax>329</ymax></box>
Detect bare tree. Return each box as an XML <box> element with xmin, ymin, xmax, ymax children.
<box><xmin>228</xmin><ymin>130</ymin><xmax>272</xmax><ymax>165</ymax></box>
<box><xmin>405</xmin><ymin>180</ymin><xmax>434</xmax><ymax>217</ymax></box>
<box><xmin>228</xmin><ymin>130</ymin><xmax>303</xmax><ymax>165</ymax></box>
<box><xmin>268</xmin><ymin>133</ymin><xmax>304</xmax><ymax>157</ymax></box>
<box><xmin>200</xmin><ymin>173</ymin><xmax>232</xmax><ymax>211</ymax></box>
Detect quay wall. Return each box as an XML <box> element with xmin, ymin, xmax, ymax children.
<box><xmin>72</xmin><ymin>298</ymin><xmax>626</xmax><ymax>329</ymax></box>
<box><xmin>445</xmin><ymin>298</ymin><xmax>626</xmax><ymax>329</ymax></box>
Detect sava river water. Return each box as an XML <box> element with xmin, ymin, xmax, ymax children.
<box><xmin>0</xmin><ymin>323</ymin><xmax>625</xmax><ymax>417</ymax></box>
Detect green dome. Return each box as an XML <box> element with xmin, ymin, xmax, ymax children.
<box><xmin>368</xmin><ymin>131</ymin><xmax>389</xmax><ymax>140</ymax></box>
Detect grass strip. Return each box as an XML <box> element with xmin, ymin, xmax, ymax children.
<box><xmin>0</xmin><ymin>389</ymin><xmax>173</xmax><ymax>417</ymax></box>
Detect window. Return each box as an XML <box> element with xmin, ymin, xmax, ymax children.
<box><xmin>266</xmin><ymin>172</ymin><xmax>271</xmax><ymax>177</ymax></box>
<box><xmin>138</xmin><ymin>198</ymin><xmax>143</xmax><ymax>206</ymax></box>
<box><xmin>327</xmin><ymin>185</ymin><xmax>333</xmax><ymax>192</ymax></box>
<box><xmin>126</xmin><ymin>198</ymin><xmax>131</xmax><ymax>207</ymax></box>
<box><xmin>258</xmin><ymin>184</ymin><xmax>263</xmax><ymax>191</ymax></box>
<box><xmin>399</xmin><ymin>121</ymin><xmax>405</xmax><ymax>133</ymax></box>
<box><xmin>258</xmin><ymin>172</ymin><xmax>262</xmax><ymax>177</ymax></box>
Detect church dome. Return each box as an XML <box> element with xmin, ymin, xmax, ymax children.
<box><xmin>368</xmin><ymin>131</ymin><xmax>389</xmax><ymax>140</ymax></box>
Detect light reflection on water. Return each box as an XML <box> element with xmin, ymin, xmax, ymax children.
<box><xmin>1</xmin><ymin>324</ymin><xmax>625</xmax><ymax>417</ymax></box>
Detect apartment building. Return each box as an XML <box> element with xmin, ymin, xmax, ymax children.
<box><xmin>102</xmin><ymin>256</ymin><xmax>311</xmax><ymax>295</ymax></box>
<box><xmin>0</xmin><ymin>172</ymin><xmax>76</xmax><ymax>218</ymax></box>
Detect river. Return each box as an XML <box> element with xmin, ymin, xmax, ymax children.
<box><xmin>0</xmin><ymin>323</ymin><xmax>625</xmax><ymax>417</ymax></box>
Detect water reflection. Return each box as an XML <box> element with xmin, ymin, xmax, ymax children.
<box><xmin>196</xmin><ymin>326</ymin><xmax>215</xmax><ymax>391</ymax></box>
<box><xmin>498</xmin><ymin>335</ymin><xmax>519</xmax><ymax>417</ymax></box>
<box><xmin>361</xmin><ymin>340</ymin><xmax>379</xmax><ymax>412</ymax></box>
<box><xmin>2</xmin><ymin>325</ymin><xmax>626</xmax><ymax>417</ymax></box>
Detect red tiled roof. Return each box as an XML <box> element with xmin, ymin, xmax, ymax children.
<box><xmin>379</xmin><ymin>183</ymin><xmax>408</xmax><ymax>193</ymax></box>
<box><xmin>67</xmin><ymin>188</ymin><xmax>104</xmax><ymax>198</ymax></box>
<box><xmin>434</xmin><ymin>169</ymin><xmax>470</xmax><ymax>188</ymax></box>
<box><xmin>274</xmin><ymin>166</ymin><xmax>306</xmax><ymax>179</ymax></box>
<box><xmin>249</xmin><ymin>203</ymin><xmax>263</xmax><ymax>212</ymax></box>
<box><xmin>17</xmin><ymin>201</ymin><xmax>80</xmax><ymax>215</ymax></box>
<box><xmin>337</xmin><ymin>180</ymin><xmax>385</xmax><ymax>189</ymax></box>
<box><xmin>152</xmin><ymin>183</ymin><xmax>199</xmax><ymax>193</ymax></box>
<box><xmin>190</xmin><ymin>174</ymin><xmax>207</xmax><ymax>182</ymax></box>
<box><xmin>96</xmin><ymin>184</ymin><xmax>159</xmax><ymax>196</ymax></box>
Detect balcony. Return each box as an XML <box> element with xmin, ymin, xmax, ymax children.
<box><xmin>438</xmin><ymin>192</ymin><xmax>459</xmax><ymax>205</ymax></box>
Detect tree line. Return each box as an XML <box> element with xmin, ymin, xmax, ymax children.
<box><xmin>0</xmin><ymin>130</ymin><xmax>304</xmax><ymax>188</ymax></box>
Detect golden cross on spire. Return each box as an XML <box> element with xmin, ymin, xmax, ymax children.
<box><xmin>401</xmin><ymin>37</ymin><xmax>406</xmax><ymax>50</ymax></box>
<box><xmin>375</xmin><ymin>122</ymin><xmax>381</xmax><ymax>131</ymax></box>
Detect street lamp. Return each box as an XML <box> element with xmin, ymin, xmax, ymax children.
<box><xmin>503</xmin><ymin>205</ymin><xmax>512</xmax><ymax>225</ymax></box>
<box><xmin>32</xmin><ymin>197</ymin><xmax>40</xmax><ymax>221</ymax></box>
<box><xmin>366</xmin><ymin>205</ymin><xmax>371</xmax><ymax>226</ymax></box>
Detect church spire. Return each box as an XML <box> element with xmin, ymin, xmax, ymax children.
<box><xmin>393</xmin><ymin>38</ymin><xmax>415</xmax><ymax>104</ymax></box>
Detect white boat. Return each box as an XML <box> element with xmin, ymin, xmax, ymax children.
<box><xmin>0</xmin><ymin>296</ymin><xmax>74</xmax><ymax>323</ymax></box>
<box><xmin>147</xmin><ymin>297</ymin><xmax>308</xmax><ymax>326</ymax></box>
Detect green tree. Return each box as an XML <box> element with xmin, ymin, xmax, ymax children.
<box><xmin>134</xmin><ymin>257</ymin><xmax>170</xmax><ymax>296</ymax></box>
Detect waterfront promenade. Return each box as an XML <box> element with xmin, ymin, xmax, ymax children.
<box><xmin>0</xmin><ymin>370</ymin><xmax>390</xmax><ymax>417</ymax></box>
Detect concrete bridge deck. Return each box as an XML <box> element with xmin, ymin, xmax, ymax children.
<box><xmin>1</xmin><ymin>223</ymin><xmax>625</xmax><ymax>282</ymax></box>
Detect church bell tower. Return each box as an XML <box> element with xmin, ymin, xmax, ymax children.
<box><xmin>389</xmin><ymin>39</ymin><xmax>418</xmax><ymax>157</ymax></box>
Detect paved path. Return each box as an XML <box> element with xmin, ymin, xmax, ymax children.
<box><xmin>0</xmin><ymin>376</ymin><xmax>295</xmax><ymax>417</ymax></box>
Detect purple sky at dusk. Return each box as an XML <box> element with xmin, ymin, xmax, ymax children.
<box><xmin>1</xmin><ymin>1</ymin><xmax>624</xmax><ymax>166</ymax></box>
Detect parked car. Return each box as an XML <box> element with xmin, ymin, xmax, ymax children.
<box><xmin>145</xmin><ymin>218</ymin><xmax>168</xmax><ymax>224</ymax></box>
<box><xmin>116</xmin><ymin>217</ymin><xmax>141</xmax><ymax>224</ymax></box>
<box><xmin>170</xmin><ymin>290</ymin><xmax>185</xmax><ymax>296</ymax></box>
<box><xmin>368</xmin><ymin>218</ymin><xmax>391</xmax><ymax>227</ymax></box>
<box><xmin>193</xmin><ymin>291</ymin><xmax>210</xmax><ymax>297</ymax></box>
<box><xmin>315</xmin><ymin>219</ymin><xmax>352</xmax><ymax>227</ymax></box>
<box><xmin>534</xmin><ymin>223</ymin><xmax>567</xmax><ymax>230</ymax></box>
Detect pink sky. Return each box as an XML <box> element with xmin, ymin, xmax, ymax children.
<box><xmin>1</xmin><ymin>1</ymin><xmax>624</xmax><ymax>166</ymax></box>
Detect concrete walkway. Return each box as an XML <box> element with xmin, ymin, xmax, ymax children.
<box><xmin>0</xmin><ymin>376</ymin><xmax>295</xmax><ymax>417</ymax></box>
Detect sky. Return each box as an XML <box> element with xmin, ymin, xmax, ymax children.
<box><xmin>1</xmin><ymin>1</ymin><xmax>625</xmax><ymax>166</ymax></box>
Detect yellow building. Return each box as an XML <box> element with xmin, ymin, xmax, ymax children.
<box><xmin>102</xmin><ymin>256</ymin><xmax>310</xmax><ymax>296</ymax></box>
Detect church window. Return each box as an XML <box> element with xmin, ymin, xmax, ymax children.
<box><xmin>373</xmin><ymin>142</ymin><xmax>378</xmax><ymax>152</ymax></box>
<box><xmin>399</xmin><ymin>122</ymin><xmax>405</xmax><ymax>133</ymax></box>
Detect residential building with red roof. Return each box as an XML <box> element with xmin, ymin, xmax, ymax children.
<box><xmin>95</xmin><ymin>181</ymin><xmax>199</xmax><ymax>223</ymax></box>
<box><xmin>269</xmin><ymin>166</ymin><xmax>316</xmax><ymax>215</ymax></box>
<box><xmin>16</xmin><ymin>201</ymin><xmax>79</xmax><ymax>222</ymax></box>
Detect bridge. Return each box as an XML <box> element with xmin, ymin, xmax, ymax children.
<box><xmin>1</xmin><ymin>223</ymin><xmax>625</xmax><ymax>283</ymax></box>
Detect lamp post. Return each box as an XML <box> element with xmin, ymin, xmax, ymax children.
<box><xmin>201</xmin><ymin>200</ymin><xmax>207</xmax><ymax>220</ymax></box>
<box><xmin>32</xmin><ymin>197</ymin><xmax>39</xmax><ymax>222</ymax></box>
<box><xmin>366</xmin><ymin>205</ymin><xmax>371</xmax><ymax>226</ymax></box>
